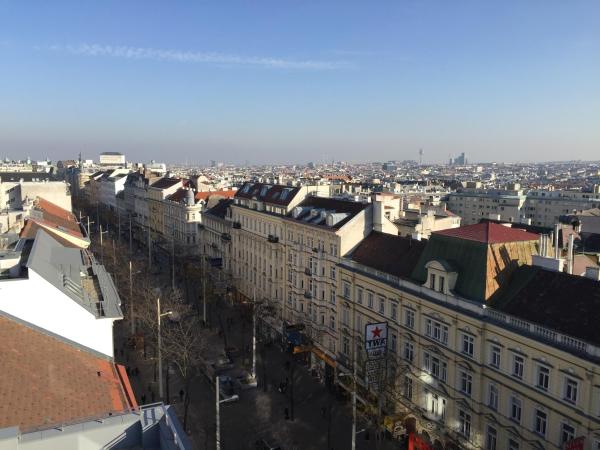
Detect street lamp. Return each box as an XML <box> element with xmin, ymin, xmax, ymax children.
<box><xmin>339</xmin><ymin>366</ymin><xmax>361</xmax><ymax>450</ymax></box>
<box><xmin>99</xmin><ymin>224</ymin><xmax>109</xmax><ymax>264</ymax></box>
<box><xmin>157</xmin><ymin>297</ymin><xmax>172</xmax><ymax>400</ymax></box>
<box><xmin>129</xmin><ymin>261</ymin><xmax>142</xmax><ymax>335</ymax></box>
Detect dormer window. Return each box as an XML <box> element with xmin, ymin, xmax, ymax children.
<box><xmin>424</xmin><ymin>260</ymin><xmax>458</xmax><ymax>295</ymax></box>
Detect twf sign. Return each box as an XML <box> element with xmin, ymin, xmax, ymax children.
<box><xmin>564</xmin><ymin>437</ymin><xmax>585</xmax><ymax>450</ymax></box>
<box><xmin>408</xmin><ymin>433</ymin><xmax>434</xmax><ymax>450</ymax></box>
<box><xmin>365</xmin><ymin>322</ymin><xmax>388</xmax><ymax>359</ymax></box>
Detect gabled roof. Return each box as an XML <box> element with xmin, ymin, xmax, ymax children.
<box><xmin>235</xmin><ymin>182</ymin><xmax>300</xmax><ymax>206</ymax></box>
<box><xmin>19</xmin><ymin>198</ymin><xmax>88</xmax><ymax>248</ymax></box>
<box><xmin>435</xmin><ymin>222</ymin><xmax>539</xmax><ymax>244</ymax></box>
<box><xmin>349</xmin><ymin>232</ymin><xmax>427</xmax><ymax>279</ymax></box>
<box><xmin>491</xmin><ymin>265</ymin><xmax>600</xmax><ymax>347</ymax></box>
<box><xmin>0</xmin><ymin>313</ymin><xmax>137</xmax><ymax>432</ymax></box>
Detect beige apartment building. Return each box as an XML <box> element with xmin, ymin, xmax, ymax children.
<box><xmin>447</xmin><ymin>184</ymin><xmax>600</xmax><ymax>228</ymax></box>
<box><xmin>229</xmin><ymin>182</ymin><xmax>375</xmax><ymax>378</ymax></box>
<box><xmin>335</xmin><ymin>222</ymin><xmax>600</xmax><ymax>449</ymax></box>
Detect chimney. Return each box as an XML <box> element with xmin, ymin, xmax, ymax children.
<box><xmin>567</xmin><ymin>233</ymin><xmax>574</xmax><ymax>275</ymax></box>
<box><xmin>585</xmin><ymin>266</ymin><xmax>600</xmax><ymax>281</ymax></box>
<box><xmin>554</xmin><ymin>224</ymin><xmax>560</xmax><ymax>260</ymax></box>
<box><xmin>372</xmin><ymin>194</ymin><xmax>384</xmax><ymax>232</ymax></box>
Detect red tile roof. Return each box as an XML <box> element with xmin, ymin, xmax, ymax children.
<box><xmin>434</xmin><ymin>222</ymin><xmax>539</xmax><ymax>244</ymax></box>
<box><xmin>195</xmin><ymin>190</ymin><xmax>236</xmax><ymax>201</ymax></box>
<box><xmin>19</xmin><ymin>198</ymin><xmax>86</xmax><ymax>247</ymax></box>
<box><xmin>0</xmin><ymin>315</ymin><xmax>137</xmax><ymax>432</ymax></box>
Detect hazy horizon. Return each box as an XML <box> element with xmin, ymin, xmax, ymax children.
<box><xmin>1</xmin><ymin>1</ymin><xmax>599</xmax><ymax>165</ymax></box>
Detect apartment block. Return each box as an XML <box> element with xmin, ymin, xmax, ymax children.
<box><xmin>335</xmin><ymin>222</ymin><xmax>600</xmax><ymax>449</ymax></box>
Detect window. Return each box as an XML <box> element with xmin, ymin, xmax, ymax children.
<box><xmin>425</xmin><ymin>391</ymin><xmax>446</xmax><ymax>420</ymax></box>
<box><xmin>330</xmin><ymin>266</ymin><xmax>336</xmax><ymax>280</ymax></box>
<box><xmin>459</xmin><ymin>371</ymin><xmax>473</xmax><ymax>397</ymax></box>
<box><xmin>490</xmin><ymin>345</ymin><xmax>501</xmax><ymax>368</ymax></box>
<box><xmin>485</xmin><ymin>425</ymin><xmax>497</xmax><ymax>450</ymax></box>
<box><xmin>341</xmin><ymin>307</ymin><xmax>350</xmax><ymax>326</ymax></box>
<box><xmin>343</xmin><ymin>283</ymin><xmax>351</xmax><ymax>300</ymax></box>
<box><xmin>329</xmin><ymin>316</ymin><xmax>336</xmax><ymax>330</ymax></box>
<box><xmin>461</xmin><ymin>334</ymin><xmax>474</xmax><ymax>358</ymax></box>
<box><xmin>423</xmin><ymin>352</ymin><xmax>447</xmax><ymax>382</ymax></box>
<box><xmin>425</xmin><ymin>318</ymin><xmax>449</xmax><ymax>345</ymax></box>
<box><xmin>330</xmin><ymin>289</ymin><xmax>336</xmax><ymax>305</ymax></box>
<box><xmin>439</xmin><ymin>276</ymin><xmax>445</xmax><ymax>293</ymax></box>
<box><xmin>367</xmin><ymin>292</ymin><xmax>374</xmax><ymax>308</ymax></box>
<box><xmin>403</xmin><ymin>376</ymin><xmax>413</xmax><ymax>400</ymax></box>
<box><xmin>429</xmin><ymin>273</ymin><xmax>436</xmax><ymax>289</ymax></box>
<box><xmin>378</xmin><ymin>297</ymin><xmax>385</xmax><ymax>314</ymax></box>
<box><xmin>404</xmin><ymin>342</ymin><xmax>414</xmax><ymax>363</ymax></box>
<box><xmin>510</xmin><ymin>396</ymin><xmax>522</xmax><ymax>423</ymax></box>
<box><xmin>512</xmin><ymin>354</ymin><xmax>524</xmax><ymax>379</ymax></box>
<box><xmin>458</xmin><ymin>409</ymin><xmax>471</xmax><ymax>438</ymax></box>
<box><xmin>404</xmin><ymin>309</ymin><xmax>415</xmax><ymax>329</ymax></box>
<box><xmin>508</xmin><ymin>439</ymin><xmax>520</xmax><ymax>450</ymax></box>
<box><xmin>391</xmin><ymin>302</ymin><xmax>398</xmax><ymax>321</ymax></box>
<box><xmin>356</xmin><ymin>288</ymin><xmax>363</xmax><ymax>304</ymax></box>
<box><xmin>536</xmin><ymin>365</ymin><xmax>550</xmax><ymax>391</ymax></box>
<box><xmin>560</xmin><ymin>423</ymin><xmax>575</xmax><ymax>445</ymax></box>
<box><xmin>564</xmin><ymin>377</ymin><xmax>579</xmax><ymax>404</ymax></box>
<box><xmin>390</xmin><ymin>333</ymin><xmax>397</xmax><ymax>353</ymax></box>
<box><xmin>488</xmin><ymin>383</ymin><xmax>499</xmax><ymax>411</ymax></box>
<box><xmin>534</xmin><ymin>409</ymin><xmax>547</xmax><ymax>436</ymax></box>
<box><xmin>342</xmin><ymin>337</ymin><xmax>350</xmax><ymax>356</ymax></box>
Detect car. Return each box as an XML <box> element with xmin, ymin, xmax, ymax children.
<box><xmin>254</xmin><ymin>438</ymin><xmax>282</xmax><ymax>450</ymax></box>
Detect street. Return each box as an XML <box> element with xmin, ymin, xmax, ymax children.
<box><xmin>114</xmin><ymin>292</ymin><xmax>400</xmax><ymax>450</ymax></box>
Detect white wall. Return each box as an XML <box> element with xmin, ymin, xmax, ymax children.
<box><xmin>0</xmin><ymin>271</ymin><xmax>116</xmax><ymax>357</ymax></box>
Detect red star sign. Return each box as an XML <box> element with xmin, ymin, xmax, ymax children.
<box><xmin>371</xmin><ymin>326</ymin><xmax>382</xmax><ymax>338</ymax></box>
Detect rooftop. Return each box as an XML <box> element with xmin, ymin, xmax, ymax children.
<box><xmin>349</xmin><ymin>232</ymin><xmax>427</xmax><ymax>279</ymax></box>
<box><xmin>149</xmin><ymin>177</ymin><xmax>181</xmax><ymax>190</ymax></box>
<box><xmin>435</xmin><ymin>221</ymin><xmax>539</xmax><ymax>244</ymax></box>
<box><xmin>0</xmin><ymin>312</ymin><xmax>136</xmax><ymax>432</ymax></box>
<box><xmin>26</xmin><ymin>230</ymin><xmax>122</xmax><ymax>318</ymax></box>
<box><xmin>204</xmin><ymin>198</ymin><xmax>234</xmax><ymax>219</ymax></box>
<box><xmin>20</xmin><ymin>198</ymin><xmax>87</xmax><ymax>248</ymax></box>
<box><xmin>235</xmin><ymin>182</ymin><xmax>300</xmax><ymax>206</ymax></box>
<box><xmin>491</xmin><ymin>265</ymin><xmax>600</xmax><ymax>347</ymax></box>
<box><xmin>288</xmin><ymin>196</ymin><xmax>368</xmax><ymax>229</ymax></box>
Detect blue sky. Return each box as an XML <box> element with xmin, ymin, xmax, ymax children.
<box><xmin>1</xmin><ymin>1</ymin><xmax>599</xmax><ymax>164</ymax></box>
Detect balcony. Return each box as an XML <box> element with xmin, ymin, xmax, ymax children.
<box><xmin>221</xmin><ymin>233</ymin><xmax>231</xmax><ymax>241</ymax></box>
<box><xmin>304</xmin><ymin>267</ymin><xmax>312</xmax><ymax>276</ymax></box>
<box><xmin>267</xmin><ymin>234</ymin><xmax>279</xmax><ymax>243</ymax></box>
<box><xmin>304</xmin><ymin>291</ymin><xmax>312</xmax><ymax>299</ymax></box>
<box><xmin>232</xmin><ymin>221</ymin><xmax>241</xmax><ymax>229</ymax></box>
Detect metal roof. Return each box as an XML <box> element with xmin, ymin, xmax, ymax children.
<box><xmin>26</xmin><ymin>230</ymin><xmax>122</xmax><ymax>319</ymax></box>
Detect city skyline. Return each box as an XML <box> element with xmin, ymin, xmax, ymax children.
<box><xmin>1</xmin><ymin>1</ymin><xmax>599</xmax><ymax>164</ymax></box>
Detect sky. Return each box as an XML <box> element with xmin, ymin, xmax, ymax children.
<box><xmin>0</xmin><ymin>1</ymin><xmax>599</xmax><ymax>165</ymax></box>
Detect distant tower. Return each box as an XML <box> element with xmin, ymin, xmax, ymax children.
<box><xmin>419</xmin><ymin>148</ymin><xmax>423</xmax><ymax>165</ymax></box>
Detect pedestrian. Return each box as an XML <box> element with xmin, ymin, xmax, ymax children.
<box><xmin>179</xmin><ymin>389</ymin><xmax>185</xmax><ymax>401</ymax></box>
